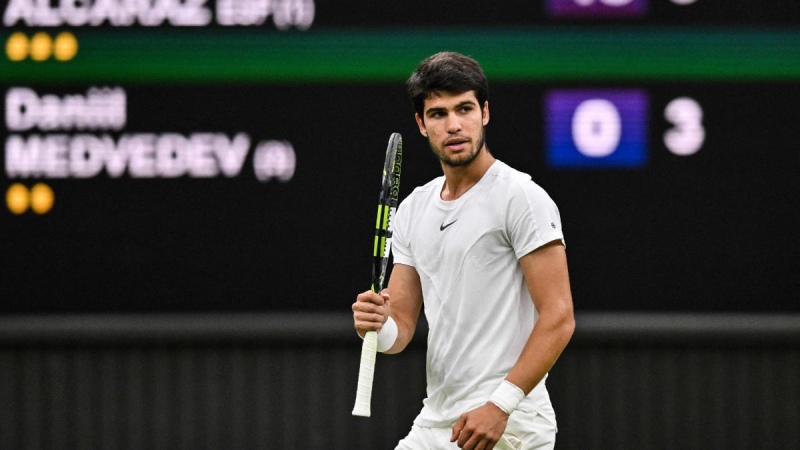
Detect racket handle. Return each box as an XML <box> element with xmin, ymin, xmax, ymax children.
<box><xmin>352</xmin><ymin>330</ymin><xmax>378</xmax><ymax>417</ymax></box>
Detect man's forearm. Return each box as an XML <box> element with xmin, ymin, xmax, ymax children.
<box><xmin>505</xmin><ymin>303</ymin><xmax>575</xmax><ymax>394</ymax></box>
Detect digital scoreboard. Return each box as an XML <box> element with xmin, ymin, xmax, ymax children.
<box><xmin>1</xmin><ymin>1</ymin><xmax>798</xmax><ymax>313</ymax></box>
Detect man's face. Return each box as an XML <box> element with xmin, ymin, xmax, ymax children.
<box><xmin>415</xmin><ymin>90</ymin><xmax>490</xmax><ymax>168</ymax></box>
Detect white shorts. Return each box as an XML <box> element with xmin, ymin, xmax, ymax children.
<box><xmin>395</xmin><ymin>405</ymin><xmax>557</xmax><ymax>450</ymax></box>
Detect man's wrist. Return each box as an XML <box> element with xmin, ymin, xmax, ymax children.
<box><xmin>375</xmin><ymin>316</ymin><xmax>398</xmax><ymax>352</ymax></box>
<box><xmin>489</xmin><ymin>380</ymin><xmax>525</xmax><ymax>415</ymax></box>
<box><xmin>357</xmin><ymin>316</ymin><xmax>399</xmax><ymax>352</ymax></box>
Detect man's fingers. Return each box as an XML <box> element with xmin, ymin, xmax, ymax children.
<box><xmin>353</xmin><ymin>290</ymin><xmax>391</xmax><ymax>335</ymax></box>
<box><xmin>451</xmin><ymin>409</ymin><xmax>502</xmax><ymax>450</ymax></box>
<box><xmin>473</xmin><ymin>441</ymin><xmax>488</xmax><ymax>450</ymax></box>
<box><xmin>356</xmin><ymin>290</ymin><xmax>386</xmax><ymax>306</ymax></box>
<box><xmin>451</xmin><ymin>415</ymin><xmax>466</xmax><ymax>442</ymax></box>
<box><xmin>353</xmin><ymin>311</ymin><xmax>386</xmax><ymax>327</ymax></box>
<box><xmin>458</xmin><ymin>427</ymin><xmax>475</xmax><ymax>448</ymax></box>
<box><xmin>353</xmin><ymin>291</ymin><xmax>385</xmax><ymax>314</ymax></box>
<box><xmin>460</xmin><ymin>430</ymin><xmax>493</xmax><ymax>450</ymax></box>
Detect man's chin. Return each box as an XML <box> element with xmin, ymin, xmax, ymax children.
<box><xmin>441</xmin><ymin>151</ymin><xmax>478</xmax><ymax>168</ymax></box>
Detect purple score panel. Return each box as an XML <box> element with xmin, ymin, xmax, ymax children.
<box><xmin>545</xmin><ymin>89</ymin><xmax>649</xmax><ymax>169</ymax></box>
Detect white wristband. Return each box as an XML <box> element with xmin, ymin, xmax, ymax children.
<box><xmin>375</xmin><ymin>316</ymin><xmax>398</xmax><ymax>353</ymax></box>
<box><xmin>489</xmin><ymin>380</ymin><xmax>525</xmax><ymax>415</ymax></box>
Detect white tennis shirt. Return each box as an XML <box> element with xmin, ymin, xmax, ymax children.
<box><xmin>392</xmin><ymin>160</ymin><xmax>565</xmax><ymax>428</ymax></box>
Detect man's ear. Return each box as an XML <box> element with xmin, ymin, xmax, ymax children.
<box><xmin>415</xmin><ymin>113</ymin><xmax>428</xmax><ymax>137</ymax></box>
<box><xmin>482</xmin><ymin>101</ymin><xmax>490</xmax><ymax>126</ymax></box>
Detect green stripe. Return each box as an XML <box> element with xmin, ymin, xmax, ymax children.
<box><xmin>373</xmin><ymin>204</ymin><xmax>383</xmax><ymax>257</ymax></box>
<box><xmin>374</xmin><ymin>204</ymin><xmax>383</xmax><ymax>230</ymax></box>
<box><xmin>2</xmin><ymin>27</ymin><xmax>800</xmax><ymax>84</ymax></box>
<box><xmin>382</xmin><ymin>204</ymin><xmax>390</xmax><ymax>230</ymax></box>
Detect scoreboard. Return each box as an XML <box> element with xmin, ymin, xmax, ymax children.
<box><xmin>1</xmin><ymin>0</ymin><xmax>799</xmax><ymax>313</ymax></box>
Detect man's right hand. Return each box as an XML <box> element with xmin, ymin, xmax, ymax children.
<box><xmin>352</xmin><ymin>290</ymin><xmax>390</xmax><ymax>337</ymax></box>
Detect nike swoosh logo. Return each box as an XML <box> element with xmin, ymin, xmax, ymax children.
<box><xmin>439</xmin><ymin>219</ymin><xmax>458</xmax><ymax>231</ymax></box>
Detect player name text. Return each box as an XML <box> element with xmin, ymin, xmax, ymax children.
<box><xmin>3</xmin><ymin>0</ymin><xmax>315</xmax><ymax>28</ymax></box>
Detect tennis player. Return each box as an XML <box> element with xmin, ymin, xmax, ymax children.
<box><xmin>352</xmin><ymin>51</ymin><xmax>575</xmax><ymax>450</ymax></box>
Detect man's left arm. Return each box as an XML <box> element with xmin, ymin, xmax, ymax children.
<box><xmin>505</xmin><ymin>239</ymin><xmax>575</xmax><ymax>393</ymax></box>
<box><xmin>451</xmin><ymin>239</ymin><xmax>575</xmax><ymax>449</ymax></box>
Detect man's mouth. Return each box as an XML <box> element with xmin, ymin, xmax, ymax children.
<box><xmin>444</xmin><ymin>137</ymin><xmax>469</xmax><ymax>149</ymax></box>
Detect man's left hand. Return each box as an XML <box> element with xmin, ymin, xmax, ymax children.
<box><xmin>450</xmin><ymin>402</ymin><xmax>509</xmax><ymax>449</ymax></box>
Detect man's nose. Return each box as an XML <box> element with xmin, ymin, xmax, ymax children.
<box><xmin>445</xmin><ymin>112</ymin><xmax>461</xmax><ymax>133</ymax></box>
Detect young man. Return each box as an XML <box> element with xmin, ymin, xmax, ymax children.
<box><xmin>352</xmin><ymin>52</ymin><xmax>575</xmax><ymax>450</ymax></box>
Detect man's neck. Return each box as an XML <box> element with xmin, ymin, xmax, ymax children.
<box><xmin>440</xmin><ymin>148</ymin><xmax>496</xmax><ymax>201</ymax></box>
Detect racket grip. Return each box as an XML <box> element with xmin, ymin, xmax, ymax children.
<box><xmin>352</xmin><ymin>330</ymin><xmax>378</xmax><ymax>417</ymax></box>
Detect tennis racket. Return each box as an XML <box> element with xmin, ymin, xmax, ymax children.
<box><xmin>352</xmin><ymin>132</ymin><xmax>403</xmax><ymax>417</ymax></box>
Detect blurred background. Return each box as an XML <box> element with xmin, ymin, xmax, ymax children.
<box><xmin>1</xmin><ymin>0</ymin><xmax>798</xmax><ymax>448</ymax></box>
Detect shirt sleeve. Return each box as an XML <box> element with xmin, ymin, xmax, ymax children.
<box><xmin>507</xmin><ymin>181</ymin><xmax>565</xmax><ymax>259</ymax></box>
<box><xmin>390</xmin><ymin>199</ymin><xmax>415</xmax><ymax>267</ymax></box>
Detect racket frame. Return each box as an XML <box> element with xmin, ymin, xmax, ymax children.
<box><xmin>352</xmin><ymin>132</ymin><xmax>403</xmax><ymax>417</ymax></box>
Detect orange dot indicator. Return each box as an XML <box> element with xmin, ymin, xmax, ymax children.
<box><xmin>6</xmin><ymin>32</ymin><xmax>29</xmax><ymax>62</ymax></box>
<box><xmin>30</xmin><ymin>183</ymin><xmax>55</xmax><ymax>214</ymax></box>
<box><xmin>30</xmin><ymin>32</ymin><xmax>52</xmax><ymax>61</ymax></box>
<box><xmin>54</xmin><ymin>31</ymin><xmax>78</xmax><ymax>61</ymax></box>
<box><xmin>6</xmin><ymin>183</ymin><xmax>29</xmax><ymax>215</ymax></box>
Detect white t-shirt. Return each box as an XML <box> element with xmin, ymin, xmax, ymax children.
<box><xmin>392</xmin><ymin>160</ymin><xmax>564</xmax><ymax>428</ymax></box>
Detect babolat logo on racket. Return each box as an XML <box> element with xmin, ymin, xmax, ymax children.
<box><xmin>391</xmin><ymin>153</ymin><xmax>402</xmax><ymax>200</ymax></box>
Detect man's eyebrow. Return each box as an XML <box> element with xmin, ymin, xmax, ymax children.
<box><xmin>424</xmin><ymin>100</ymin><xmax>478</xmax><ymax>116</ymax></box>
<box><xmin>424</xmin><ymin>106</ymin><xmax>447</xmax><ymax>116</ymax></box>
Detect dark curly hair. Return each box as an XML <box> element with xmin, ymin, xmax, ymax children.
<box><xmin>406</xmin><ymin>52</ymin><xmax>489</xmax><ymax>117</ymax></box>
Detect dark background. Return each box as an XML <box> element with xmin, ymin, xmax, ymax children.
<box><xmin>2</xmin><ymin>0</ymin><xmax>798</xmax><ymax>313</ymax></box>
<box><xmin>1</xmin><ymin>3</ymin><xmax>799</xmax><ymax>450</ymax></box>
<box><xmin>2</xmin><ymin>82</ymin><xmax>798</xmax><ymax>313</ymax></box>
